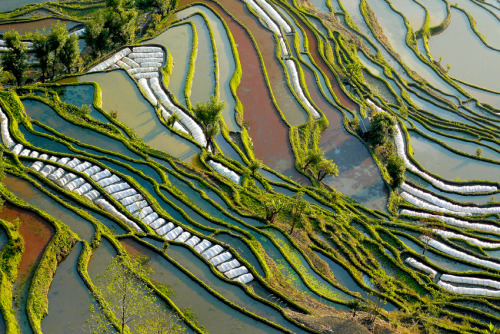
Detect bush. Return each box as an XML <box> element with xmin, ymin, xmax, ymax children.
<box><xmin>386</xmin><ymin>154</ymin><xmax>405</xmax><ymax>188</ymax></box>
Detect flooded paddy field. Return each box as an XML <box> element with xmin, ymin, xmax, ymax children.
<box><xmin>1</xmin><ymin>0</ymin><xmax>500</xmax><ymax>333</ymax></box>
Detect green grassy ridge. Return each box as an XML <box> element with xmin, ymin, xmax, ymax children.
<box><xmin>407</xmin><ymin>114</ymin><xmax>500</xmax><ymax>160</ymax></box>
<box><xmin>0</xmin><ymin>217</ymin><xmax>23</xmax><ymax>334</ymax></box>
<box><xmin>397</xmin><ymin>121</ymin><xmax>500</xmax><ymax>194</ymax></box>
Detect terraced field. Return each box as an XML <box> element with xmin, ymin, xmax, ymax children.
<box><xmin>0</xmin><ymin>0</ymin><xmax>500</xmax><ymax>333</ymax></box>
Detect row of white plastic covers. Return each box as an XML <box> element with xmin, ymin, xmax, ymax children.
<box><xmin>401</xmin><ymin>183</ymin><xmax>500</xmax><ymax>215</ymax></box>
<box><xmin>419</xmin><ymin>236</ymin><xmax>500</xmax><ymax>271</ymax></box>
<box><xmin>404</xmin><ymin>257</ymin><xmax>437</xmax><ymax>277</ymax></box>
<box><xmin>366</xmin><ymin>99</ymin><xmax>497</xmax><ymax>194</ymax></box>
<box><xmin>400</xmin><ymin>209</ymin><xmax>500</xmax><ymax>234</ymax></box>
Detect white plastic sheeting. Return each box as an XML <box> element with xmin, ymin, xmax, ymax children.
<box><xmin>138</xmin><ymin>78</ymin><xmax>158</xmax><ymax>106</ymax></box>
<box><xmin>84</xmin><ymin>190</ymin><xmax>100</xmax><ymax>201</ymax></box>
<box><xmin>401</xmin><ymin>192</ymin><xmax>465</xmax><ymax>215</ymax></box>
<box><xmin>49</xmin><ymin>156</ymin><xmax>59</xmax><ymax>163</ymax></box>
<box><xmin>175</xmin><ymin>232</ymin><xmax>191</xmax><ymax>243</ymax></box>
<box><xmin>285</xmin><ymin>59</ymin><xmax>321</xmax><ymax>119</ymax></box>
<box><xmin>117</xmin><ymin>60</ymin><xmax>131</xmax><ymax>70</ymax></box>
<box><xmin>74</xmin><ymin>183</ymin><xmax>92</xmax><ymax>195</ymax></box>
<box><xmin>194</xmin><ymin>239</ymin><xmax>212</xmax><ymax>253</ymax></box>
<box><xmin>202</xmin><ymin>245</ymin><xmax>224</xmax><ymax>260</ymax></box>
<box><xmin>74</xmin><ymin>161</ymin><xmax>92</xmax><ymax>172</ymax></box>
<box><xmin>137</xmin><ymin>206</ymin><xmax>153</xmax><ymax>219</ymax></box>
<box><xmin>165</xmin><ymin>226</ymin><xmax>183</xmax><ymax>240</ymax></box>
<box><xmin>66</xmin><ymin>158</ymin><xmax>81</xmax><ymax>169</ymax></box>
<box><xmin>185</xmin><ymin>236</ymin><xmax>201</xmax><ymax>247</ymax></box>
<box><xmin>11</xmin><ymin>144</ymin><xmax>23</xmax><ymax>155</ymax></box>
<box><xmin>225</xmin><ymin>266</ymin><xmax>248</xmax><ymax>279</ymax></box>
<box><xmin>112</xmin><ymin>188</ymin><xmax>137</xmax><ymax>201</ymax></box>
<box><xmin>95</xmin><ymin>198</ymin><xmax>142</xmax><ymax>232</ymax></box>
<box><xmin>122</xmin><ymin>57</ymin><xmax>139</xmax><ymax>68</ymax></box>
<box><xmin>392</xmin><ymin>123</ymin><xmax>497</xmax><ymax>194</ymax></box>
<box><xmin>133</xmin><ymin>46</ymin><xmax>163</xmax><ymax>53</ymax></box>
<box><xmin>207</xmin><ymin>160</ymin><xmax>241</xmax><ymax>184</ymax></box>
<box><xmin>149</xmin><ymin>77</ymin><xmax>207</xmax><ymax>147</ymax></box>
<box><xmin>56</xmin><ymin>173</ymin><xmax>77</xmax><ymax>187</ymax></box>
<box><xmin>29</xmin><ymin>151</ymin><xmax>39</xmax><ymax>158</ymax></box>
<box><xmin>242</xmin><ymin>0</ymin><xmax>281</xmax><ymax>35</ymax></box>
<box><xmin>20</xmin><ymin>149</ymin><xmax>31</xmax><ymax>156</ymax></box>
<box><xmin>441</xmin><ymin>274</ymin><xmax>500</xmax><ymax>290</ymax></box>
<box><xmin>434</xmin><ymin>230</ymin><xmax>500</xmax><ymax>249</ymax></box>
<box><xmin>88</xmin><ymin>48</ymin><xmax>131</xmax><ymax>73</ymax></box>
<box><xmin>157</xmin><ymin>222</ymin><xmax>175</xmax><ymax>235</ymax></box>
<box><xmin>30</xmin><ymin>161</ymin><xmax>44</xmax><ymax>172</ymax></box>
<box><xmin>254</xmin><ymin>0</ymin><xmax>291</xmax><ymax>33</ymax></box>
<box><xmin>40</xmin><ymin>164</ymin><xmax>56</xmax><ymax>177</ymax></box>
<box><xmin>134</xmin><ymin>72</ymin><xmax>159</xmax><ymax>79</ymax></box>
<box><xmin>420</xmin><ymin>236</ymin><xmax>500</xmax><ymax>271</ymax></box>
<box><xmin>83</xmin><ymin>165</ymin><xmax>101</xmax><ymax>177</ymax></box>
<box><xmin>129</xmin><ymin>52</ymin><xmax>164</xmax><ymax>59</ymax></box>
<box><xmin>404</xmin><ymin>257</ymin><xmax>437</xmax><ymax>277</ymax></box>
<box><xmin>401</xmin><ymin>209</ymin><xmax>500</xmax><ymax>234</ymax></box>
<box><xmin>48</xmin><ymin>168</ymin><xmax>65</xmax><ymax>181</ymax></box>
<box><xmin>126</xmin><ymin>200</ymin><xmax>148</xmax><ymax>213</ymax></box>
<box><xmin>92</xmin><ymin>169</ymin><xmax>112</xmax><ymax>182</ymax></box>
<box><xmin>135</xmin><ymin>57</ymin><xmax>163</xmax><ymax>64</ymax></box>
<box><xmin>39</xmin><ymin>154</ymin><xmax>49</xmax><ymax>160</ymax></box>
<box><xmin>0</xmin><ymin>108</ymin><xmax>14</xmax><ymax>149</ymax></box>
<box><xmin>142</xmin><ymin>212</ymin><xmax>158</xmax><ymax>225</ymax></box>
<box><xmin>58</xmin><ymin>157</ymin><xmax>71</xmax><ymax>165</ymax></box>
<box><xmin>217</xmin><ymin>259</ymin><xmax>240</xmax><ymax>272</ymax></box>
<box><xmin>69</xmin><ymin>28</ymin><xmax>86</xmax><ymax>37</ymax></box>
<box><xmin>150</xmin><ymin>218</ymin><xmax>166</xmax><ymax>230</ymax></box>
<box><xmin>210</xmin><ymin>252</ymin><xmax>232</xmax><ymax>266</ymax></box>
<box><xmin>235</xmin><ymin>273</ymin><xmax>254</xmax><ymax>283</ymax></box>
<box><xmin>120</xmin><ymin>194</ymin><xmax>144</xmax><ymax>206</ymax></box>
<box><xmin>65</xmin><ymin>177</ymin><xmax>85</xmax><ymax>191</ymax></box>
<box><xmin>97</xmin><ymin>175</ymin><xmax>121</xmax><ymax>187</ymax></box>
<box><xmin>437</xmin><ymin>280</ymin><xmax>500</xmax><ymax>297</ymax></box>
<box><xmin>104</xmin><ymin>182</ymin><xmax>130</xmax><ymax>194</ymax></box>
<box><xmin>402</xmin><ymin>183</ymin><xmax>500</xmax><ymax>215</ymax></box>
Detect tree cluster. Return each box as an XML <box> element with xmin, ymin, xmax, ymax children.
<box><xmin>1</xmin><ymin>22</ymin><xmax>80</xmax><ymax>86</ymax></box>
<box><xmin>193</xmin><ymin>95</ymin><xmax>225</xmax><ymax>150</ymax></box>
<box><xmin>84</xmin><ymin>0</ymin><xmax>138</xmax><ymax>58</ymax></box>
<box><xmin>369</xmin><ymin>112</ymin><xmax>397</xmax><ymax>147</ymax></box>
<box><xmin>135</xmin><ymin>0</ymin><xmax>177</xmax><ymax>17</ymax></box>
<box><xmin>302</xmin><ymin>148</ymin><xmax>339</xmax><ymax>182</ymax></box>
<box><xmin>31</xmin><ymin>21</ymin><xmax>80</xmax><ymax>82</ymax></box>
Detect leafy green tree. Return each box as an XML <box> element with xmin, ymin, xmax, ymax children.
<box><xmin>59</xmin><ymin>34</ymin><xmax>80</xmax><ymax>74</ymax></box>
<box><xmin>302</xmin><ymin>148</ymin><xmax>323</xmax><ymax>170</ymax></box>
<box><xmin>47</xmin><ymin>21</ymin><xmax>68</xmax><ymax>78</ymax></box>
<box><xmin>88</xmin><ymin>254</ymin><xmax>184</xmax><ymax>334</ymax></box>
<box><xmin>386</xmin><ymin>154</ymin><xmax>405</xmax><ymax>188</ymax></box>
<box><xmin>1</xmin><ymin>30</ymin><xmax>29</xmax><ymax>86</ymax></box>
<box><xmin>136</xmin><ymin>0</ymin><xmax>170</xmax><ymax>16</ymax></box>
<box><xmin>31</xmin><ymin>32</ymin><xmax>51</xmax><ymax>82</ymax></box>
<box><xmin>289</xmin><ymin>191</ymin><xmax>308</xmax><ymax>234</ymax></box>
<box><xmin>193</xmin><ymin>96</ymin><xmax>225</xmax><ymax>150</ymax></box>
<box><xmin>475</xmin><ymin>147</ymin><xmax>483</xmax><ymax>157</ymax></box>
<box><xmin>370</xmin><ymin>112</ymin><xmax>396</xmax><ymax>147</ymax></box>
<box><xmin>263</xmin><ymin>197</ymin><xmax>286</xmax><ymax>224</ymax></box>
<box><xmin>166</xmin><ymin>113</ymin><xmax>180</xmax><ymax>128</ymax></box>
<box><xmin>487</xmin><ymin>323</ymin><xmax>500</xmax><ymax>334</ymax></box>
<box><xmin>315</xmin><ymin>159</ymin><xmax>339</xmax><ymax>182</ymax></box>
<box><xmin>346</xmin><ymin>299</ymin><xmax>363</xmax><ymax>318</ymax></box>
<box><xmin>84</xmin><ymin>0</ymin><xmax>138</xmax><ymax>57</ymax></box>
<box><xmin>248</xmin><ymin>159</ymin><xmax>263</xmax><ymax>176</ymax></box>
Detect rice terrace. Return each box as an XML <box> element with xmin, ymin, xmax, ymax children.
<box><xmin>0</xmin><ymin>0</ymin><xmax>500</xmax><ymax>333</ymax></box>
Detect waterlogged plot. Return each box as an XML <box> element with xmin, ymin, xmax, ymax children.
<box><xmin>1</xmin><ymin>0</ymin><xmax>500</xmax><ymax>333</ymax></box>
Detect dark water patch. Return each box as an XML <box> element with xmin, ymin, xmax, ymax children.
<box><xmin>42</xmin><ymin>242</ymin><xmax>98</xmax><ymax>333</ymax></box>
<box><xmin>22</xmin><ymin>99</ymin><xmax>142</xmax><ymax>161</ymax></box>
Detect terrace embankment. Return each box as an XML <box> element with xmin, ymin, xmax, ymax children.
<box><xmin>181</xmin><ymin>0</ymin><xmax>307</xmax><ymax>182</ymax></box>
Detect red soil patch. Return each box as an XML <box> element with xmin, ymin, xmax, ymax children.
<box><xmin>0</xmin><ymin>202</ymin><xmax>54</xmax><ymax>281</ymax></box>
<box><xmin>180</xmin><ymin>0</ymin><xmax>306</xmax><ymax>182</ymax></box>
